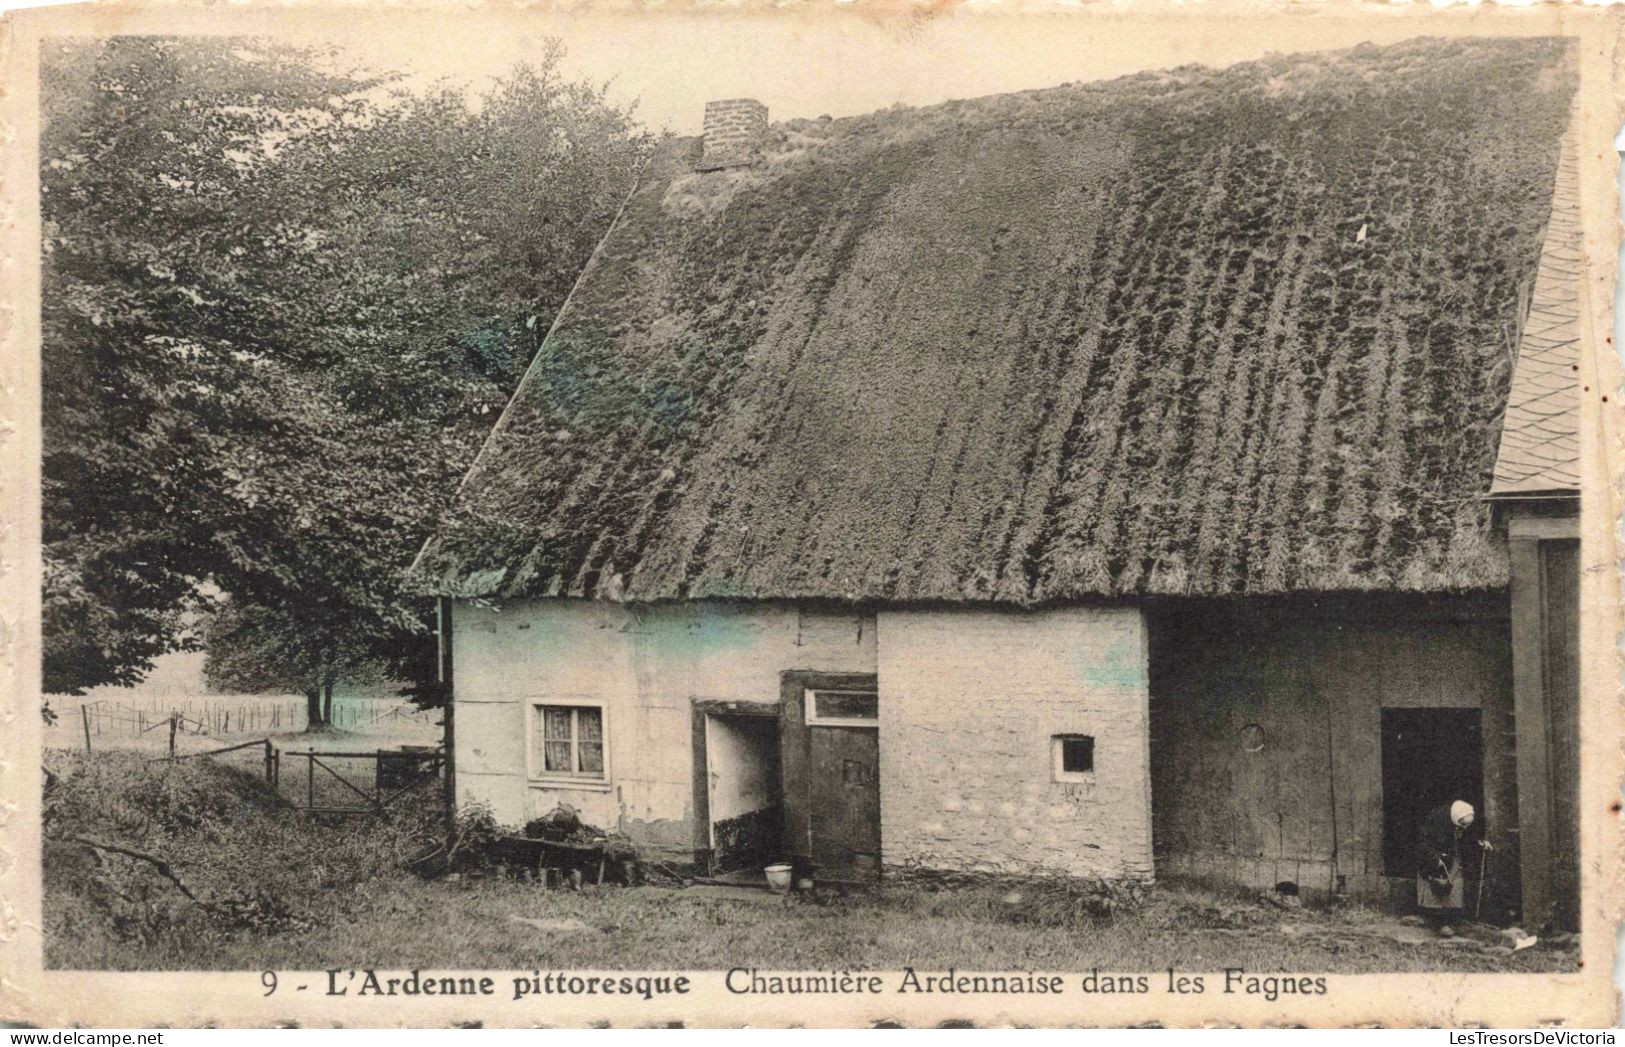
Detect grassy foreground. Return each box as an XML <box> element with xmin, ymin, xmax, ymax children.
<box><xmin>43</xmin><ymin>750</ymin><xmax>1576</xmax><ymax>973</ymax></box>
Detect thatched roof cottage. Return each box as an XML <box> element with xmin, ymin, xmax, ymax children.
<box><xmin>412</xmin><ymin>37</ymin><xmax>1586</xmax><ymax>928</ymax></box>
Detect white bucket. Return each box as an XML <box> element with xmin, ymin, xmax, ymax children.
<box><xmin>764</xmin><ymin>863</ymin><xmax>794</xmax><ymax>892</ymax></box>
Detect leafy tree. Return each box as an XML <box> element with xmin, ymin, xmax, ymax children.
<box><xmin>202</xmin><ymin>602</ymin><xmax>391</xmax><ymax>727</ymax></box>
<box><xmin>42</xmin><ymin>36</ymin><xmax>386</xmax><ymax>694</ymax></box>
<box><xmin>41</xmin><ymin>36</ymin><xmax>650</xmax><ymax>714</ymax></box>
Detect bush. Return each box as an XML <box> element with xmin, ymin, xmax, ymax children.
<box><xmin>211</xmin><ymin>889</ymin><xmax>316</xmax><ymax>936</ymax></box>
<box><xmin>42</xmin><ymin>749</ymin><xmax>443</xmax><ymax>968</ymax></box>
<box><xmin>442</xmin><ymin>802</ymin><xmax>508</xmax><ymax>873</ymax></box>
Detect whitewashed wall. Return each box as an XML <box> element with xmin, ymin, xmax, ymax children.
<box><xmin>453</xmin><ymin>598</ymin><xmax>1153</xmax><ymax>877</ymax></box>
<box><xmin>876</xmin><ymin>607</ymin><xmax>1153</xmax><ymax>879</ymax></box>
<box><xmin>451</xmin><ymin>598</ymin><xmax>875</xmax><ymax>859</ymax></box>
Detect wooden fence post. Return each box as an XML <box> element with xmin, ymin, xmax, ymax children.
<box><xmin>263</xmin><ymin>739</ymin><xmax>274</xmax><ymax>786</ymax></box>
<box><xmin>81</xmin><ymin>705</ymin><xmax>91</xmax><ymax>752</ymax></box>
<box><xmin>169</xmin><ymin>712</ymin><xmax>177</xmax><ymax>758</ymax></box>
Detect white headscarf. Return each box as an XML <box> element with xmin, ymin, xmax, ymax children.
<box><xmin>1450</xmin><ymin>800</ymin><xmax>1475</xmax><ymax>827</ymax></box>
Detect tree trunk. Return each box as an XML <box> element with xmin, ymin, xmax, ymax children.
<box><xmin>322</xmin><ymin>680</ymin><xmax>335</xmax><ymax>727</ymax></box>
<box><xmin>304</xmin><ymin>688</ymin><xmax>325</xmax><ymax>730</ymax></box>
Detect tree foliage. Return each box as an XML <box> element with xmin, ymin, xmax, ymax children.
<box><xmin>41</xmin><ymin>36</ymin><xmax>650</xmax><ymax>702</ymax></box>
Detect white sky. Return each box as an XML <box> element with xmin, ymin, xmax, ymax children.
<box><xmin>255</xmin><ymin>7</ymin><xmax>1585</xmax><ymax>135</ymax></box>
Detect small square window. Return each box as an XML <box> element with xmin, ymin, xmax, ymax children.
<box><xmin>1053</xmin><ymin>734</ymin><xmax>1095</xmax><ymax>780</ymax></box>
<box><xmin>534</xmin><ymin>704</ymin><xmax>606</xmax><ymax>779</ymax></box>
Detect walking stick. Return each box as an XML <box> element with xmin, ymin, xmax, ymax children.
<box><xmin>1474</xmin><ymin>844</ymin><xmax>1490</xmax><ymax>921</ymax></box>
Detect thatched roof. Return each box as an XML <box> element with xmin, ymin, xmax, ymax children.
<box><xmin>411</xmin><ymin>36</ymin><xmax>1577</xmax><ymax>603</ymax></box>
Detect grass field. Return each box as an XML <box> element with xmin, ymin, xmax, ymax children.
<box><xmin>41</xmin><ymin>750</ymin><xmax>1578</xmax><ymax>974</ymax></box>
<box><xmin>61</xmin><ymin>877</ymin><xmax>1578</xmax><ymax>975</ymax></box>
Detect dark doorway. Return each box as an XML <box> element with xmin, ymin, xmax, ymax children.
<box><xmin>1380</xmin><ymin>708</ymin><xmax>1483</xmax><ymax>876</ymax></box>
<box><xmin>705</xmin><ymin>713</ymin><xmax>782</xmax><ymax>874</ymax></box>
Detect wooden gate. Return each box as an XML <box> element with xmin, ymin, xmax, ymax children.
<box><xmin>275</xmin><ymin>748</ymin><xmax>445</xmax><ymax>816</ymax></box>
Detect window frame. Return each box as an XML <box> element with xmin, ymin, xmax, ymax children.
<box><xmin>804</xmin><ymin>687</ymin><xmax>879</xmax><ymax>729</ymax></box>
<box><xmin>528</xmin><ymin>698</ymin><xmax>611</xmax><ymax>789</ymax></box>
<box><xmin>1051</xmin><ymin>733</ymin><xmax>1096</xmax><ymax>782</ymax></box>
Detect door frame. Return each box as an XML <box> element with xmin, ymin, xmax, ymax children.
<box><xmin>778</xmin><ymin>670</ymin><xmax>880</xmax><ymax>878</ymax></box>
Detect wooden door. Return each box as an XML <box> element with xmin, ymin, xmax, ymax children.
<box><xmin>807</xmin><ymin>725</ymin><xmax>881</xmax><ymax>880</ymax></box>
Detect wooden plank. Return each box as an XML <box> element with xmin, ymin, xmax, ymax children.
<box><xmin>147</xmin><ymin>737</ymin><xmax>273</xmax><ymax>762</ymax></box>
<box><xmin>1508</xmin><ymin>536</ymin><xmax>1553</xmax><ymax>929</ymax></box>
<box><xmin>693</xmin><ymin>699</ymin><xmax>779</xmax><ymax>718</ymax></box>
<box><xmin>276</xmin><ymin>749</ymin><xmax>442</xmax><ymax>759</ymax></box>
<box><xmin>1508</xmin><ymin>513</ymin><xmax>1580</xmax><ymax>541</ymax></box>
<box><xmin>1542</xmin><ymin>539</ymin><xmax>1582</xmax><ymax>931</ymax></box>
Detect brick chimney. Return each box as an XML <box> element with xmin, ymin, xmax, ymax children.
<box><xmin>696</xmin><ymin>98</ymin><xmax>767</xmax><ymax>172</ymax></box>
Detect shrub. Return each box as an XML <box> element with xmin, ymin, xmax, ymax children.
<box><xmin>210</xmin><ymin>889</ymin><xmax>316</xmax><ymax>936</ymax></box>
<box><xmin>440</xmin><ymin>801</ymin><xmax>510</xmax><ymax>874</ymax></box>
<box><xmin>42</xmin><ymin>749</ymin><xmax>444</xmax><ymax>967</ymax></box>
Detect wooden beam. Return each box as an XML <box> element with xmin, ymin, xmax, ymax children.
<box><xmin>778</xmin><ymin>674</ymin><xmax>813</xmax><ymax>867</ymax></box>
<box><xmin>1508</xmin><ymin>537</ymin><xmax>1553</xmax><ymax>929</ymax></box>
<box><xmin>690</xmin><ymin>703</ymin><xmax>712</xmax><ymax>870</ymax></box>
<box><xmin>1508</xmin><ymin>513</ymin><xmax>1581</xmax><ymax>541</ymax></box>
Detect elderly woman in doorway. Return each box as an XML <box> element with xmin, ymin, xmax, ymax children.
<box><xmin>1417</xmin><ymin>800</ymin><xmax>1492</xmax><ymax>935</ymax></box>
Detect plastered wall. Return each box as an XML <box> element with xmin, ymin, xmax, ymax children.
<box><xmin>451</xmin><ymin>598</ymin><xmax>874</xmax><ymax>859</ymax></box>
<box><xmin>875</xmin><ymin>607</ymin><xmax>1153</xmax><ymax>880</ymax></box>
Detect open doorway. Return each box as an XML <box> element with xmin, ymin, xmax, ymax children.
<box><xmin>704</xmin><ymin>713</ymin><xmax>783</xmax><ymax>876</ymax></box>
<box><xmin>1380</xmin><ymin>708</ymin><xmax>1484</xmax><ymax>876</ymax></box>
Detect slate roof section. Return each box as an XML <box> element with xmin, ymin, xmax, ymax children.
<box><xmin>411</xmin><ymin>37</ymin><xmax>1578</xmax><ymax>603</ymax></box>
<box><xmin>1489</xmin><ymin>129</ymin><xmax>1584</xmax><ymax>498</ymax></box>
